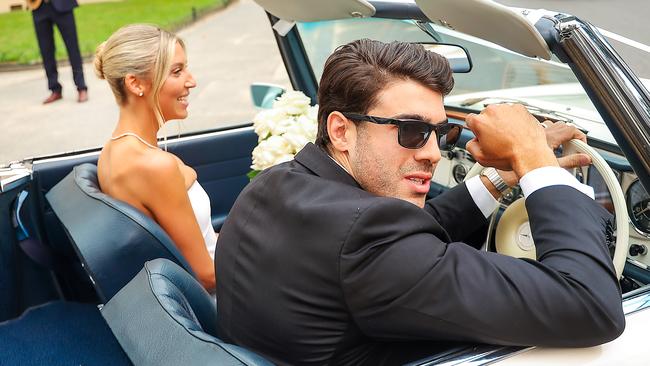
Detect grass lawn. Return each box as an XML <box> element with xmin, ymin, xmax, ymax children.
<box><xmin>0</xmin><ymin>0</ymin><xmax>230</xmax><ymax>65</ymax></box>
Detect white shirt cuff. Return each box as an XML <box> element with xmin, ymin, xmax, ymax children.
<box><xmin>465</xmin><ymin>175</ymin><xmax>500</xmax><ymax>218</ymax></box>
<box><xmin>519</xmin><ymin>166</ymin><xmax>595</xmax><ymax>199</ymax></box>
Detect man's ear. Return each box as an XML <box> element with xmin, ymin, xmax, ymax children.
<box><xmin>327</xmin><ymin>111</ymin><xmax>356</xmax><ymax>153</ymax></box>
<box><xmin>124</xmin><ymin>74</ymin><xmax>148</xmax><ymax>97</ymax></box>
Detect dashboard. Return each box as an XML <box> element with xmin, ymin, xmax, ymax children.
<box><xmin>432</xmin><ymin>145</ymin><xmax>650</xmax><ymax>273</ymax></box>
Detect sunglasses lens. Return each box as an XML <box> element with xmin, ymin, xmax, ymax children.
<box><xmin>399</xmin><ymin>122</ymin><xmax>431</xmax><ymax>149</ymax></box>
<box><xmin>398</xmin><ymin>122</ymin><xmax>462</xmax><ymax>150</ymax></box>
<box><xmin>438</xmin><ymin>124</ymin><xmax>462</xmax><ymax>151</ymax></box>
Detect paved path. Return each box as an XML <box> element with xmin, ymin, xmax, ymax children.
<box><xmin>0</xmin><ymin>0</ymin><xmax>290</xmax><ymax>164</ymax></box>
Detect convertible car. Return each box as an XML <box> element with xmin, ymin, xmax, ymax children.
<box><xmin>1</xmin><ymin>0</ymin><xmax>649</xmax><ymax>364</ymax></box>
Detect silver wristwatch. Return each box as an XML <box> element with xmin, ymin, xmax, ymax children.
<box><xmin>480</xmin><ymin>167</ymin><xmax>510</xmax><ymax>194</ymax></box>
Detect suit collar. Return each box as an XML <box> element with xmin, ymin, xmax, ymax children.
<box><xmin>294</xmin><ymin>143</ymin><xmax>361</xmax><ymax>188</ymax></box>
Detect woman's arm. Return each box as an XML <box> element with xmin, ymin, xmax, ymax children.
<box><xmin>135</xmin><ymin>153</ymin><xmax>216</xmax><ymax>291</ymax></box>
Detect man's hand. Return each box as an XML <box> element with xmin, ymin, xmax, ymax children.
<box><xmin>465</xmin><ymin>104</ymin><xmax>557</xmax><ymax>178</ymax></box>
<box><xmin>542</xmin><ymin>120</ymin><xmax>587</xmax><ymax>149</ymax></box>
<box><xmin>491</xmin><ymin>119</ymin><xmax>591</xmax><ymax>190</ymax></box>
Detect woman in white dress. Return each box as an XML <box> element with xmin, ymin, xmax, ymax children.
<box><xmin>94</xmin><ymin>24</ymin><xmax>217</xmax><ymax>292</ymax></box>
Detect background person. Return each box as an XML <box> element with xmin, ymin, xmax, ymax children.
<box><xmin>215</xmin><ymin>39</ymin><xmax>624</xmax><ymax>365</ymax></box>
<box><xmin>94</xmin><ymin>24</ymin><xmax>216</xmax><ymax>291</ymax></box>
<box><xmin>30</xmin><ymin>0</ymin><xmax>88</xmax><ymax>104</ymax></box>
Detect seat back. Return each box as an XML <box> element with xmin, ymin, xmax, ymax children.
<box><xmin>101</xmin><ymin>258</ymin><xmax>273</xmax><ymax>366</ymax></box>
<box><xmin>45</xmin><ymin>163</ymin><xmax>195</xmax><ymax>302</ymax></box>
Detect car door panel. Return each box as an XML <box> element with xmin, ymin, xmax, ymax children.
<box><xmin>0</xmin><ymin>181</ymin><xmax>60</xmax><ymax>321</ymax></box>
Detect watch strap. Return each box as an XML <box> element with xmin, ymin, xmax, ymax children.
<box><xmin>481</xmin><ymin>167</ymin><xmax>510</xmax><ymax>194</ymax></box>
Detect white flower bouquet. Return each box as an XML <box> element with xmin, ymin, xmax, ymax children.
<box><xmin>248</xmin><ymin>90</ymin><xmax>318</xmax><ymax>179</ymax></box>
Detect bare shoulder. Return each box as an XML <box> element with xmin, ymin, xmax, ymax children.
<box><xmin>128</xmin><ymin>150</ymin><xmax>187</xmax><ymax>194</ymax></box>
<box><xmin>138</xmin><ymin>149</ymin><xmax>182</xmax><ymax>178</ymax></box>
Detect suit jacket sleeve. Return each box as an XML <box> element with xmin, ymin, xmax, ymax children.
<box><xmin>423</xmin><ymin>182</ymin><xmax>488</xmax><ymax>243</ymax></box>
<box><xmin>339</xmin><ymin>185</ymin><xmax>624</xmax><ymax>347</ymax></box>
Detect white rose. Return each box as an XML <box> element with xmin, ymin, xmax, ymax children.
<box><xmin>269</xmin><ymin>116</ymin><xmax>294</xmax><ymax>136</ymax></box>
<box><xmin>283</xmin><ymin>128</ymin><xmax>310</xmax><ymax>152</ymax></box>
<box><xmin>253</xmin><ymin>108</ymin><xmax>286</xmax><ymax>141</ymax></box>
<box><xmin>283</xmin><ymin>115</ymin><xmax>317</xmax><ymax>151</ymax></box>
<box><xmin>307</xmin><ymin>104</ymin><xmax>319</xmax><ymax>121</ymax></box>
<box><xmin>250</xmin><ymin>135</ymin><xmax>293</xmax><ymax>171</ymax></box>
<box><xmin>274</xmin><ymin>90</ymin><xmax>311</xmax><ymax>116</ymax></box>
<box><xmin>272</xmin><ymin>153</ymin><xmax>295</xmax><ymax>166</ymax></box>
<box><xmin>299</xmin><ymin>114</ymin><xmax>318</xmax><ymax>141</ymax></box>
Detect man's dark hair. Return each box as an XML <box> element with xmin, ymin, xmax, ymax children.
<box><xmin>315</xmin><ymin>39</ymin><xmax>454</xmax><ymax>149</ymax></box>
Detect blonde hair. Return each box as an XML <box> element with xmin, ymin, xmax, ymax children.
<box><xmin>94</xmin><ymin>24</ymin><xmax>185</xmax><ymax>130</ymax></box>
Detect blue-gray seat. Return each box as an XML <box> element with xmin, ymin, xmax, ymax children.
<box><xmin>46</xmin><ymin>163</ymin><xmax>195</xmax><ymax>303</ymax></box>
<box><xmin>101</xmin><ymin>258</ymin><xmax>274</xmax><ymax>366</ymax></box>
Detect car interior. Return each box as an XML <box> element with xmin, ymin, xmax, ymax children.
<box><xmin>2</xmin><ymin>0</ymin><xmax>650</xmax><ymax>364</ymax></box>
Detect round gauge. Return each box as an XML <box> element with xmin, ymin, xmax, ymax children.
<box><xmin>627</xmin><ymin>179</ymin><xmax>650</xmax><ymax>234</ymax></box>
<box><xmin>452</xmin><ymin>164</ymin><xmax>467</xmax><ymax>184</ymax></box>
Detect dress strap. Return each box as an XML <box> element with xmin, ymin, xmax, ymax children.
<box><xmin>110</xmin><ymin>132</ymin><xmax>159</xmax><ymax>149</ymax></box>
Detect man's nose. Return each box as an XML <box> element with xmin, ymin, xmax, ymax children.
<box><xmin>414</xmin><ymin>134</ymin><xmax>442</xmax><ymax>164</ymax></box>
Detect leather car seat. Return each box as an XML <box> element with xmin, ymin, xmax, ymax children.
<box><xmin>46</xmin><ymin>163</ymin><xmax>196</xmax><ymax>302</ymax></box>
<box><xmin>101</xmin><ymin>258</ymin><xmax>274</xmax><ymax>366</ymax></box>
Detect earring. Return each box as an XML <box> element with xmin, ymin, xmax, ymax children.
<box><xmin>138</xmin><ymin>92</ymin><xmax>144</xmax><ymax>97</ymax></box>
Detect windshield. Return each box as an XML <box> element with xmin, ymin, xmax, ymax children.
<box><xmin>296</xmin><ymin>17</ymin><xmax>615</xmax><ymax>144</ymax></box>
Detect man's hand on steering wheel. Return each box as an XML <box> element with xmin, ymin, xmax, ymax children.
<box><xmin>495</xmin><ymin>120</ymin><xmax>592</xmax><ymax>189</ymax></box>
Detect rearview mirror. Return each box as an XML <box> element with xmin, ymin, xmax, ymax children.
<box><xmin>419</xmin><ymin>43</ymin><xmax>472</xmax><ymax>73</ymax></box>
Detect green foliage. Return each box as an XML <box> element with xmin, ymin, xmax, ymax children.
<box><xmin>0</xmin><ymin>0</ymin><xmax>229</xmax><ymax>64</ymax></box>
<box><xmin>247</xmin><ymin>170</ymin><xmax>260</xmax><ymax>181</ymax></box>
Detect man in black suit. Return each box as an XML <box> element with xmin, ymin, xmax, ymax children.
<box><xmin>31</xmin><ymin>0</ymin><xmax>88</xmax><ymax>104</ymax></box>
<box><xmin>216</xmin><ymin>39</ymin><xmax>624</xmax><ymax>365</ymax></box>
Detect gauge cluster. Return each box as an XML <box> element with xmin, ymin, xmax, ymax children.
<box><xmin>627</xmin><ymin>179</ymin><xmax>650</xmax><ymax>235</ymax></box>
<box><xmin>436</xmin><ymin>146</ymin><xmax>650</xmax><ymax>267</ymax></box>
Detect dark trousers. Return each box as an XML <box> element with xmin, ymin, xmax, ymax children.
<box><xmin>32</xmin><ymin>2</ymin><xmax>86</xmax><ymax>92</ymax></box>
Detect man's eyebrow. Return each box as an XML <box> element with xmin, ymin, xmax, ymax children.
<box><xmin>391</xmin><ymin>114</ymin><xmax>447</xmax><ymax>124</ymax></box>
<box><xmin>391</xmin><ymin>113</ymin><xmax>429</xmax><ymax>121</ymax></box>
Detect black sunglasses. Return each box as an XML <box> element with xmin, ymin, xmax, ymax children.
<box><xmin>342</xmin><ymin>112</ymin><xmax>463</xmax><ymax>150</ymax></box>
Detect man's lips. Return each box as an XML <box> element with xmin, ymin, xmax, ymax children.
<box><xmin>404</xmin><ymin>172</ymin><xmax>432</xmax><ymax>194</ymax></box>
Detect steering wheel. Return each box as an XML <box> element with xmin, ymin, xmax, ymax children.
<box><xmin>464</xmin><ymin>139</ymin><xmax>629</xmax><ymax>278</ymax></box>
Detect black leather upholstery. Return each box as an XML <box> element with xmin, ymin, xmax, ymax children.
<box><xmin>46</xmin><ymin>163</ymin><xmax>195</xmax><ymax>302</ymax></box>
<box><xmin>101</xmin><ymin>259</ymin><xmax>273</xmax><ymax>366</ymax></box>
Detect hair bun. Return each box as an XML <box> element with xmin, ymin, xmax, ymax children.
<box><xmin>93</xmin><ymin>41</ymin><xmax>106</xmax><ymax>79</ymax></box>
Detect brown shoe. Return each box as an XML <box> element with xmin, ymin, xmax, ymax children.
<box><xmin>77</xmin><ymin>89</ymin><xmax>88</xmax><ymax>103</ymax></box>
<box><xmin>43</xmin><ymin>91</ymin><xmax>62</xmax><ymax>104</ymax></box>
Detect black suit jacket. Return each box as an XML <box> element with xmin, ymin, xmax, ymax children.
<box><xmin>216</xmin><ymin>143</ymin><xmax>624</xmax><ymax>365</ymax></box>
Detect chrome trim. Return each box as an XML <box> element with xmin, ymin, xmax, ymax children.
<box><xmin>622</xmin><ymin>287</ymin><xmax>650</xmax><ymax>315</ymax></box>
<box><xmin>556</xmin><ymin>17</ymin><xmax>650</xmax><ymax>193</ymax></box>
<box><xmin>629</xmin><ymin>221</ymin><xmax>650</xmax><ymax>239</ymax></box>
<box><xmin>410</xmin><ymin>345</ymin><xmax>529</xmax><ymax>366</ymax></box>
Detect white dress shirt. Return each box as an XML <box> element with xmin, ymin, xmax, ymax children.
<box><xmin>465</xmin><ymin>167</ymin><xmax>595</xmax><ymax>218</ymax></box>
